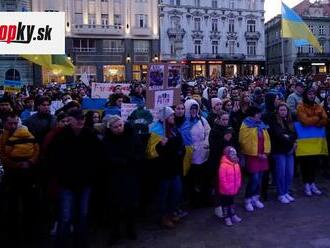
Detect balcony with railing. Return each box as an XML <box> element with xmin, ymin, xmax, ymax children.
<box><xmin>131</xmin><ymin>27</ymin><xmax>152</xmax><ymax>36</ymax></box>
<box><xmin>72</xmin><ymin>47</ymin><xmax>97</xmax><ymax>53</ymax></box>
<box><xmin>245</xmin><ymin>31</ymin><xmax>261</xmax><ymax>40</ymax></box>
<box><xmin>134</xmin><ymin>48</ymin><xmax>150</xmax><ymax>54</ymax></box>
<box><xmin>71</xmin><ymin>24</ymin><xmax>124</xmax><ymax>35</ymax></box>
<box><xmin>245</xmin><ymin>54</ymin><xmax>265</xmax><ymax>61</ymax></box>
<box><xmin>186</xmin><ymin>53</ymin><xmax>245</xmax><ymax>60</ymax></box>
<box><xmin>167</xmin><ymin>28</ymin><xmax>186</xmax><ymax>39</ymax></box>
<box><xmin>103</xmin><ymin>48</ymin><xmax>125</xmax><ymax>53</ymax></box>
<box><xmin>297</xmin><ymin>52</ymin><xmax>330</xmax><ymax>58</ymax></box>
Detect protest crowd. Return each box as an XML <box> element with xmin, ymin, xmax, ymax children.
<box><xmin>0</xmin><ymin>73</ymin><xmax>330</xmax><ymax>247</ymax></box>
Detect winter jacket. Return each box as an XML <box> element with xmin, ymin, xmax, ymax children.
<box><xmin>184</xmin><ymin>99</ymin><xmax>211</xmax><ymax>165</ymax></box>
<box><xmin>286</xmin><ymin>92</ymin><xmax>302</xmax><ymax>114</ymax></box>
<box><xmin>297</xmin><ymin>102</ymin><xmax>328</xmax><ymax>127</ymax></box>
<box><xmin>239</xmin><ymin>122</ymin><xmax>271</xmax><ymax>156</ymax></box>
<box><xmin>218</xmin><ymin>156</ymin><xmax>241</xmax><ymax>196</ymax></box>
<box><xmin>24</xmin><ymin>113</ymin><xmax>56</xmax><ymax>144</ymax></box>
<box><xmin>0</xmin><ymin>127</ymin><xmax>39</xmax><ymax>169</ymax></box>
<box><xmin>46</xmin><ymin>127</ymin><xmax>104</xmax><ymax>190</ymax></box>
<box><xmin>269</xmin><ymin>119</ymin><xmax>297</xmax><ymax>154</ymax></box>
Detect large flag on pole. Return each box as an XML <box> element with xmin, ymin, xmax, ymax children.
<box><xmin>21</xmin><ymin>55</ymin><xmax>75</xmax><ymax>76</ymax></box>
<box><xmin>281</xmin><ymin>2</ymin><xmax>322</xmax><ymax>52</ymax></box>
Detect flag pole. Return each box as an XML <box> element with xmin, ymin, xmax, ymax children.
<box><xmin>281</xmin><ymin>1</ymin><xmax>285</xmax><ymax>75</ymax></box>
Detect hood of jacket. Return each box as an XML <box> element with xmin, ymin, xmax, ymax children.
<box><xmin>184</xmin><ymin>99</ymin><xmax>200</xmax><ymax>119</ymax></box>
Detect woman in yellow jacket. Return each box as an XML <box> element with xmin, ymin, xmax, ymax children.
<box><xmin>239</xmin><ymin>106</ymin><xmax>271</xmax><ymax>212</ymax></box>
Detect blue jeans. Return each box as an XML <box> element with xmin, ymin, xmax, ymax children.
<box><xmin>56</xmin><ymin>187</ymin><xmax>91</xmax><ymax>247</ymax></box>
<box><xmin>158</xmin><ymin>175</ymin><xmax>182</xmax><ymax>216</ymax></box>
<box><xmin>245</xmin><ymin>172</ymin><xmax>263</xmax><ymax>198</ymax></box>
<box><xmin>273</xmin><ymin>154</ymin><xmax>294</xmax><ymax>196</ymax></box>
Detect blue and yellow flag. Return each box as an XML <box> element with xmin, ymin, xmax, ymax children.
<box><xmin>281</xmin><ymin>2</ymin><xmax>322</xmax><ymax>52</ymax></box>
<box><xmin>21</xmin><ymin>55</ymin><xmax>75</xmax><ymax>76</ymax></box>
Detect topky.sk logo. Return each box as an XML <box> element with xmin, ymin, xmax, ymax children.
<box><xmin>0</xmin><ymin>12</ymin><xmax>65</xmax><ymax>54</ymax></box>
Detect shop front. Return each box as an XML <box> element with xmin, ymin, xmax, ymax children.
<box><xmin>132</xmin><ymin>64</ymin><xmax>148</xmax><ymax>81</ymax></box>
<box><xmin>103</xmin><ymin>65</ymin><xmax>125</xmax><ymax>82</ymax></box>
<box><xmin>209</xmin><ymin>61</ymin><xmax>223</xmax><ymax>79</ymax></box>
<box><xmin>294</xmin><ymin>62</ymin><xmax>330</xmax><ymax>75</ymax></box>
<box><xmin>42</xmin><ymin>68</ymin><xmax>67</xmax><ymax>84</ymax></box>
<box><xmin>191</xmin><ymin>61</ymin><xmax>206</xmax><ymax>78</ymax></box>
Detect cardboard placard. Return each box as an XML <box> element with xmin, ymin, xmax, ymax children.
<box><xmin>4</xmin><ymin>80</ymin><xmax>22</xmax><ymax>93</ymax></box>
<box><xmin>91</xmin><ymin>83</ymin><xmax>130</xmax><ymax>99</ymax></box>
<box><xmin>121</xmin><ymin>103</ymin><xmax>137</xmax><ymax>121</ymax></box>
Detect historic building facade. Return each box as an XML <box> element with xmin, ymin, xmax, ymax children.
<box><xmin>159</xmin><ymin>0</ymin><xmax>266</xmax><ymax>78</ymax></box>
<box><xmin>32</xmin><ymin>0</ymin><xmax>159</xmax><ymax>83</ymax></box>
<box><xmin>266</xmin><ymin>0</ymin><xmax>330</xmax><ymax>75</ymax></box>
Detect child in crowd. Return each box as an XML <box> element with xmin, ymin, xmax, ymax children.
<box><xmin>217</xmin><ymin>146</ymin><xmax>242</xmax><ymax>226</ymax></box>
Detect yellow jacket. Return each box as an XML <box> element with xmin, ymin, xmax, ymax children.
<box><xmin>0</xmin><ymin>126</ymin><xmax>39</xmax><ymax>169</ymax></box>
<box><xmin>239</xmin><ymin>123</ymin><xmax>271</xmax><ymax>156</ymax></box>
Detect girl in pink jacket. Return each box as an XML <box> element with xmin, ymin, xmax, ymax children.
<box><xmin>218</xmin><ymin>146</ymin><xmax>242</xmax><ymax>226</ymax></box>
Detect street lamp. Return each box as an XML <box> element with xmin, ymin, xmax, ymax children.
<box><xmin>126</xmin><ymin>54</ymin><xmax>131</xmax><ymax>63</ymax></box>
<box><xmin>154</xmin><ymin>54</ymin><xmax>159</xmax><ymax>62</ymax></box>
<box><xmin>298</xmin><ymin>66</ymin><xmax>303</xmax><ymax>75</ymax></box>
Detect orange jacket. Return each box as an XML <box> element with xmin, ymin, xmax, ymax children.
<box><xmin>297</xmin><ymin>102</ymin><xmax>328</xmax><ymax>127</ymax></box>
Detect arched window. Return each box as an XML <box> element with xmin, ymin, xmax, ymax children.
<box><xmin>5</xmin><ymin>69</ymin><xmax>20</xmax><ymax>81</ymax></box>
<box><xmin>247</xmin><ymin>20</ymin><xmax>256</xmax><ymax>32</ymax></box>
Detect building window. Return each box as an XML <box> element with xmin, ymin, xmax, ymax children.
<box><xmin>247</xmin><ymin>20</ymin><xmax>256</xmax><ymax>32</ymax></box>
<box><xmin>103</xmin><ymin>40</ymin><xmax>124</xmax><ymax>52</ymax></box>
<box><xmin>229</xmin><ymin>0</ymin><xmax>234</xmax><ymax>9</ymax></box>
<box><xmin>134</xmin><ymin>40</ymin><xmax>149</xmax><ymax>53</ymax></box>
<box><xmin>211</xmin><ymin>19</ymin><xmax>218</xmax><ymax>32</ymax></box>
<box><xmin>248</xmin><ymin>0</ymin><xmax>256</xmax><ymax>9</ymax></box>
<box><xmin>176</xmin><ymin>0</ymin><xmax>180</xmax><ymax>6</ymax></box>
<box><xmin>101</xmin><ymin>14</ymin><xmax>108</xmax><ymax>26</ymax></box>
<box><xmin>103</xmin><ymin>65</ymin><xmax>125</xmax><ymax>82</ymax></box>
<box><xmin>114</xmin><ymin>14</ymin><xmax>121</xmax><ymax>26</ymax></box>
<box><xmin>229</xmin><ymin>41</ymin><xmax>235</xmax><ymax>55</ymax></box>
<box><xmin>88</xmin><ymin>14</ymin><xmax>96</xmax><ymax>26</ymax></box>
<box><xmin>229</xmin><ymin>19</ymin><xmax>235</xmax><ymax>33</ymax></box>
<box><xmin>320</xmin><ymin>41</ymin><xmax>325</xmax><ymax>53</ymax></box>
<box><xmin>75</xmin><ymin>13</ymin><xmax>83</xmax><ymax>25</ymax></box>
<box><xmin>297</xmin><ymin>46</ymin><xmax>303</xmax><ymax>54</ymax></box>
<box><xmin>309</xmin><ymin>45</ymin><xmax>314</xmax><ymax>54</ymax></box>
<box><xmin>194</xmin><ymin>18</ymin><xmax>201</xmax><ymax>31</ymax></box>
<box><xmin>195</xmin><ymin>0</ymin><xmax>200</xmax><ymax>7</ymax></box>
<box><xmin>247</xmin><ymin>41</ymin><xmax>256</xmax><ymax>56</ymax></box>
<box><xmin>319</xmin><ymin>25</ymin><xmax>325</xmax><ymax>35</ymax></box>
<box><xmin>308</xmin><ymin>25</ymin><xmax>314</xmax><ymax>34</ymax></box>
<box><xmin>136</xmin><ymin>14</ymin><xmax>148</xmax><ymax>28</ymax></box>
<box><xmin>171</xmin><ymin>41</ymin><xmax>176</xmax><ymax>55</ymax></box>
<box><xmin>101</xmin><ymin>0</ymin><xmax>108</xmax><ymax>2</ymax></box>
<box><xmin>170</xmin><ymin>0</ymin><xmax>175</xmax><ymax>4</ymax></box>
<box><xmin>75</xmin><ymin>65</ymin><xmax>97</xmax><ymax>82</ymax></box>
<box><xmin>212</xmin><ymin>0</ymin><xmax>218</xmax><ymax>8</ymax></box>
<box><xmin>73</xmin><ymin>39</ymin><xmax>96</xmax><ymax>52</ymax></box>
<box><xmin>212</xmin><ymin>41</ymin><xmax>218</xmax><ymax>54</ymax></box>
<box><xmin>194</xmin><ymin>40</ymin><xmax>201</xmax><ymax>54</ymax></box>
<box><xmin>171</xmin><ymin>16</ymin><xmax>181</xmax><ymax>29</ymax></box>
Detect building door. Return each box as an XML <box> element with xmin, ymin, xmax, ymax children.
<box><xmin>5</xmin><ymin>69</ymin><xmax>20</xmax><ymax>81</ymax></box>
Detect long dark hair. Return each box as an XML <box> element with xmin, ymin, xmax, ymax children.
<box><xmin>275</xmin><ymin>103</ymin><xmax>294</xmax><ymax>132</ymax></box>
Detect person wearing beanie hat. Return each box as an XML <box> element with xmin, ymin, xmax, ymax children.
<box><xmin>207</xmin><ymin>98</ymin><xmax>223</xmax><ymax>129</ymax></box>
<box><xmin>296</xmin><ymin>85</ymin><xmax>328</xmax><ymax>197</ymax></box>
<box><xmin>103</xmin><ymin>112</ymin><xmax>142</xmax><ymax>244</ymax></box>
<box><xmin>147</xmin><ymin>106</ymin><xmax>185</xmax><ymax>229</ymax></box>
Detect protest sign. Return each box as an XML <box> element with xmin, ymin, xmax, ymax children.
<box><xmin>81</xmin><ymin>72</ymin><xmax>89</xmax><ymax>86</ymax></box>
<box><xmin>121</xmin><ymin>103</ymin><xmax>137</xmax><ymax>121</ymax></box>
<box><xmin>154</xmin><ymin>90</ymin><xmax>174</xmax><ymax>109</ymax></box>
<box><xmin>4</xmin><ymin>80</ymin><xmax>22</xmax><ymax>93</ymax></box>
<box><xmin>167</xmin><ymin>64</ymin><xmax>181</xmax><ymax>88</ymax></box>
<box><xmin>91</xmin><ymin>83</ymin><xmax>130</xmax><ymax>99</ymax></box>
<box><xmin>148</xmin><ymin>64</ymin><xmax>165</xmax><ymax>90</ymax></box>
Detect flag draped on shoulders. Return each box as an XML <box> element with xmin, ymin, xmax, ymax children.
<box><xmin>281</xmin><ymin>2</ymin><xmax>322</xmax><ymax>52</ymax></box>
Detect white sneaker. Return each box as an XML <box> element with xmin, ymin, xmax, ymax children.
<box><xmin>278</xmin><ymin>195</ymin><xmax>290</xmax><ymax>204</ymax></box>
<box><xmin>252</xmin><ymin>196</ymin><xmax>264</xmax><ymax>209</ymax></box>
<box><xmin>285</xmin><ymin>194</ymin><xmax>295</xmax><ymax>202</ymax></box>
<box><xmin>310</xmin><ymin>183</ymin><xmax>322</xmax><ymax>195</ymax></box>
<box><xmin>245</xmin><ymin>198</ymin><xmax>254</xmax><ymax>212</ymax></box>
<box><xmin>214</xmin><ymin>206</ymin><xmax>223</xmax><ymax>218</ymax></box>
<box><xmin>224</xmin><ymin>217</ymin><xmax>233</xmax><ymax>226</ymax></box>
<box><xmin>304</xmin><ymin>183</ymin><xmax>312</xmax><ymax>196</ymax></box>
<box><xmin>231</xmin><ymin>215</ymin><xmax>242</xmax><ymax>223</ymax></box>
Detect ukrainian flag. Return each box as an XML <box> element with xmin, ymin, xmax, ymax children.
<box><xmin>146</xmin><ymin>121</ymin><xmax>193</xmax><ymax>176</ymax></box>
<box><xmin>21</xmin><ymin>55</ymin><xmax>75</xmax><ymax>76</ymax></box>
<box><xmin>294</xmin><ymin>122</ymin><xmax>328</xmax><ymax>156</ymax></box>
<box><xmin>281</xmin><ymin>2</ymin><xmax>322</xmax><ymax>52</ymax></box>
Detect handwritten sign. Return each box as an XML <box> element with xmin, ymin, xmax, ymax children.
<box><xmin>91</xmin><ymin>83</ymin><xmax>130</xmax><ymax>99</ymax></box>
<box><xmin>154</xmin><ymin>90</ymin><xmax>174</xmax><ymax>109</ymax></box>
<box><xmin>121</xmin><ymin>103</ymin><xmax>137</xmax><ymax>121</ymax></box>
<box><xmin>4</xmin><ymin>80</ymin><xmax>22</xmax><ymax>93</ymax></box>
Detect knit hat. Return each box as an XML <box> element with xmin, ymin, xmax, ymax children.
<box><xmin>211</xmin><ymin>98</ymin><xmax>222</xmax><ymax>110</ymax></box>
<box><xmin>106</xmin><ymin>115</ymin><xmax>122</xmax><ymax>128</ymax></box>
<box><xmin>159</xmin><ymin>107</ymin><xmax>174</xmax><ymax>121</ymax></box>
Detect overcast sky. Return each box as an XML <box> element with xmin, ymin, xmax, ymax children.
<box><xmin>265</xmin><ymin>0</ymin><xmax>305</xmax><ymax>21</ymax></box>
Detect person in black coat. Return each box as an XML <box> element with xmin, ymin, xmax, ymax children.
<box><xmin>102</xmin><ymin>115</ymin><xmax>143</xmax><ymax>244</ymax></box>
<box><xmin>47</xmin><ymin>109</ymin><xmax>104</xmax><ymax>248</ymax></box>
<box><xmin>269</xmin><ymin>103</ymin><xmax>297</xmax><ymax>204</ymax></box>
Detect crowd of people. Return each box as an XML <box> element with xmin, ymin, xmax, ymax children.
<box><xmin>0</xmin><ymin>74</ymin><xmax>329</xmax><ymax>247</ymax></box>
